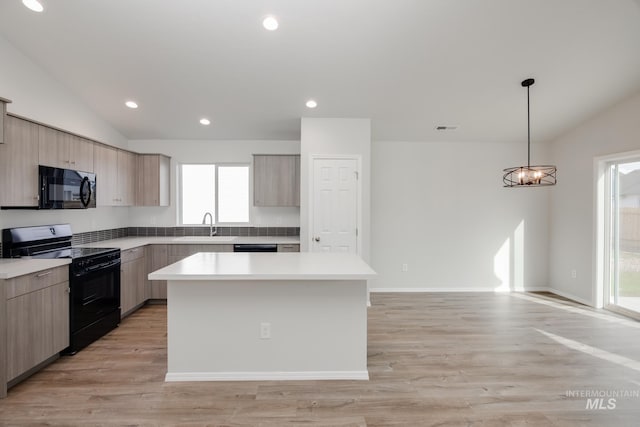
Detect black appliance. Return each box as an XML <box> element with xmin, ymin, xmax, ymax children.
<box><xmin>39</xmin><ymin>165</ymin><xmax>96</xmax><ymax>209</ymax></box>
<box><xmin>233</xmin><ymin>244</ymin><xmax>278</xmax><ymax>252</ymax></box>
<box><xmin>2</xmin><ymin>224</ymin><xmax>120</xmax><ymax>354</ymax></box>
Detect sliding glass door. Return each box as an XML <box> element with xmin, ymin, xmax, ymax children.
<box><xmin>606</xmin><ymin>160</ymin><xmax>640</xmax><ymax>316</ymax></box>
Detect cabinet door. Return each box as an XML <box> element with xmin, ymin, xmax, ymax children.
<box><xmin>134</xmin><ymin>256</ymin><xmax>147</xmax><ymax>305</ymax></box>
<box><xmin>0</xmin><ymin>116</ymin><xmax>40</xmax><ymax>207</ymax></box>
<box><xmin>117</xmin><ymin>150</ymin><xmax>136</xmax><ymax>206</ymax></box>
<box><xmin>0</xmin><ymin>101</ymin><xmax>5</xmax><ymax>144</ymax></box>
<box><xmin>38</xmin><ymin>126</ymin><xmax>69</xmax><ymax>169</ymax></box>
<box><xmin>121</xmin><ymin>248</ymin><xmax>147</xmax><ymax>317</ymax></box>
<box><xmin>253</xmin><ymin>155</ymin><xmax>300</xmax><ymax>207</ymax></box>
<box><xmin>148</xmin><ymin>245</ymin><xmax>168</xmax><ymax>299</ymax></box>
<box><xmin>94</xmin><ymin>144</ymin><xmax>118</xmax><ymax>206</ymax></box>
<box><xmin>120</xmin><ymin>260</ymin><xmax>136</xmax><ymax>316</ymax></box>
<box><xmin>70</xmin><ymin>136</ymin><xmax>94</xmax><ymax>172</ymax></box>
<box><xmin>137</xmin><ymin>154</ymin><xmax>171</xmax><ymax>206</ymax></box>
<box><xmin>6</xmin><ymin>290</ymin><xmax>52</xmax><ymax>381</ymax></box>
<box><xmin>51</xmin><ymin>282</ymin><xmax>70</xmax><ymax>353</ymax></box>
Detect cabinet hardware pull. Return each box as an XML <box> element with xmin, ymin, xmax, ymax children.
<box><xmin>35</xmin><ymin>271</ymin><xmax>52</xmax><ymax>278</ymax></box>
<box><xmin>66</xmin><ymin>287</ymin><xmax>71</xmax><ymax>294</ymax></box>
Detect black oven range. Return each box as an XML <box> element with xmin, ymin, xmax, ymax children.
<box><xmin>2</xmin><ymin>224</ymin><xmax>121</xmax><ymax>354</ymax></box>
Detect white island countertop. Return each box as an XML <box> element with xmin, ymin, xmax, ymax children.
<box><xmin>148</xmin><ymin>252</ymin><xmax>376</xmax><ymax>281</ymax></box>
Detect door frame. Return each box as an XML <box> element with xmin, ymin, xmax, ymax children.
<box><xmin>308</xmin><ymin>154</ymin><xmax>363</xmax><ymax>256</ymax></box>
<box><xmin>595</xmin><ymin>148</ymin><xmax>640</xmax><ymax>319</ymax></box>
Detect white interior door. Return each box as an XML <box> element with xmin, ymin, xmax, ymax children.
<box><xmin>312</xmin><ymin>158</ymin><xmax>358</xmax><ymax>253</ymax></box>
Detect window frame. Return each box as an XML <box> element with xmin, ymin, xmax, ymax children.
<box><xmin>178</xmin><ymin>162</ymin><xmax>251</xmax><ymax>226</ymax></box>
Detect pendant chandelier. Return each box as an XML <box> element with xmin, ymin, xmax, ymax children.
<box><xmin>503</xmin><ymin>78</ymin><xmax>557</xmax><ymax>187</ymax></box>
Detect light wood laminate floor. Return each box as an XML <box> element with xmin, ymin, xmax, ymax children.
<box><xmin>1</xmin><ymin>293</ymin><xmax>640</xmax><ymax>426</ymax></box>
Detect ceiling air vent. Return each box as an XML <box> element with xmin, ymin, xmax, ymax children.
<box><xmin>435</xmin><ymin>125</ymin><xmax>458</xmax><ymax>131</ymax></box>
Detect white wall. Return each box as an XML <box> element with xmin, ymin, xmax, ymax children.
<box><xmin>370</xmin><ymin>140</ymin><xmax>550</xmax><ymax>291</ymax></box>
<box><xmin>128</xmin><ymin>139</ymin><xmax>300</xmax><ymax>227</ymax></box>
<box><xmin>0</xmin><ymin>35</ymin><xmax>127</xmax><ymax>148</ymax></box>
<box><xmin>548</xmin><ymin>91</ymin><xmax>640</xmax><ymax>305</ymax></box>
<box><xmin>300</xmin><ymin>118</ymin><xmax>371</xmax><ymax>261</ymax></box>
<box><xmin>0</xmin><ymin>34</ymin><xmax>132</xmax><ymax>235</ymax></box>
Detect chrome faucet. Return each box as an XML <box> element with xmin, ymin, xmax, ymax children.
<box><xmin>201</xmin><ymin>212</ymin><xmax>217</xmax><ymax>236</ymax></box>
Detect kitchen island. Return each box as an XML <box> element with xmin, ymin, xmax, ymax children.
<box><xmin>148</xmin><ymin>252</ymin><xmax>376</xmax><ymax>382</ymax></box>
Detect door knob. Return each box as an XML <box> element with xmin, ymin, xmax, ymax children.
<box><xmin>314</xmin><ymin>237</ymin><xmax>320</xmax><ymax>242</ymax></box>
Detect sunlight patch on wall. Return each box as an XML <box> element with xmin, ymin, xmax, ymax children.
<box><xmin>494</xmin><ymin>238</ymin><xmax>511</xmax><ymax>292</ymax></box>
<box><xmin>494</xmin><ymin>220</ymin><xmax>525</xmax><ymax>292</ymax></box>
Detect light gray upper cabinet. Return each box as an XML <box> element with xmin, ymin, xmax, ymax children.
<box><xmin>38</xmin><ymin>126</ymin><xmax>94</xmax><ymax>172</ymax></box>
<box><xmin>253</xmin><ymin>154</ymin><xmax>300</xmax><ymax>207</ymax></box>
<box><xmin>0</xmin><ymin>116</ymin><xmax>40</xmax><ymax>207</ymax></box>
<box><xmin>136</xmin><ymin>154</ymin><xmax>171</xmax><ymax>206</ymax></box>
<box><xmin>94</xmin><ymin>145</ymin><xmax>136</xmax><ymax>206</ymax></box>
<box><xmin>0</xmin><ymin>97</ymin><xmax>9</xmax><ymax>144</ymax></box>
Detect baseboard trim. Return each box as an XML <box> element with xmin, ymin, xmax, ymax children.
<box><xmin>165</xmin><ymin>370</ymin><xmax>369</xmax><ymax>382</ymax></box>
<box><xmin>546</xmin><ymin>287</ymin><xmax>594</xmax><ymax>307</ymax></box>
<box><xmin>370</xmin><ymin>287</ymin><xmax>551</xmax><ymax>293</ymax></box>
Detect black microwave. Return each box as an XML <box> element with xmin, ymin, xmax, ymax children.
<box><xmin>39</xmin><ymin>165</ymin><xmax>96</xmax><ymax>209</ymax></box>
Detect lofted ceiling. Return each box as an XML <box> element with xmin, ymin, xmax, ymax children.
<box><xmin>0</xmin><ymin>0</ymin><xmax>639</xmax><ymax>143</ymax></box>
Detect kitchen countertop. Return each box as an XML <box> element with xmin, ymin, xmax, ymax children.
<box><xmin>148</xmin><ymin>252</ymin><xmax>376</xmax><ymax>281</ymax></box>
<box><xmin>0</xmin><ymin>258</ymin><xmax>71</xmax><ymax>280</ymax></box>
<box><xmin>80</xmin><ymin>235</ymin><xmax>300</xmax><ymax>251</ymax></box>
<box><xmin>0</xmin><ymin>235</ymin><xmax>300</xmax><ymax>279</ymax></box>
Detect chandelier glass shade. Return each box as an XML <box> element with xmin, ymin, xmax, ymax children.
<box><xmin>503</xmin><ymin>78</ymin><xmax>557</xmax><ymax>187</ymax></box>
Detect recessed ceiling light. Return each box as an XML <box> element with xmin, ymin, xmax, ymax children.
<box><xmin>262</xmin><ymin>15</ymin><xmax>279</xmax><ymax>31</ymax></box>
<box><xmin>200</xmin><ymin>118</ymin><xmax>211</xmax><ymax>126</ymax></box>
<box><xmin>125</xmin><ymin>101</ymin><xmax>138</xmax><ymax>109</ymax></box>
<box><xmin>22</xmin><ymin>0</ymin><xmax>44</xmax><ymax>12</ymax></box>
<box><xmin>305</xmin><ymin>99</ymin><xmax>318</xmax><ymax>109</ymax></box>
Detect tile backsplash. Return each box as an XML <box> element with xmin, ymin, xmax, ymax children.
<box><xmin>1</xmin><ymin>226</ymin><xmax>299</xmax><ymax>257</ymax></box>
<box><xmin>71</xmin><ymin>226</ymin><xmax>300</xmax><ymax>245</ymax></box>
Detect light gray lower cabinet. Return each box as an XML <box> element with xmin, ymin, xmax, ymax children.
<box><xmin>166</xmin><ymin>244</ymin><xmax>233</xmax><ymax>264</ymax></box>
<box><xmin>147</xmin><ymin>245</ymin><xmax>168</xmax><ymax>299</ymax></box>
<box><xmin>3</xmin><ymin>266</ymin><xmax>69</xmax><ymax>385</ymax></box>
<box><xmin>120</xmin><ymin>247</ymin><xmax>147</xmax><ymax>317</ymax></box>
<box><xmin>277</xmin><ymin>244</ymin><xmax>300</xmax><ymax>252</ymax></box>
<box><xmin>148</xmin><ymin>244</ymin><xmax>233</xmax><ymax>300</ymax></box>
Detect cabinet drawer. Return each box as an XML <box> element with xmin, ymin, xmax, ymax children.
<box><xmin>5</xmin><ymin>265</ymin><xmax>68</xmax><ymax>299</ymax></box>
<box><xmin>121</xmin><ymin>246</ymin><xmax>145</xmax><ymax>263</ymax></box>
<box><xmin>277</xmin><ymin>244</ymin><xmax>300</xmax><ymax>252</ymax></box>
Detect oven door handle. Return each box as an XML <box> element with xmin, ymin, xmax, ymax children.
<box><xmin>74</xmin><ymin>260</ymin><xmax>121</xmax><ymax>277</ymax></box>
<box><xmin>80</xmin><ymin>176</ymin><xmax>92</xmax><ymax>208</ymax></box>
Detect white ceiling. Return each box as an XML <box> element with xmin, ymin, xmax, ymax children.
<box><xmin>1</xmin><ymin>0</ymin><xmax>639</xmax><ymax>143</ymax></box>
